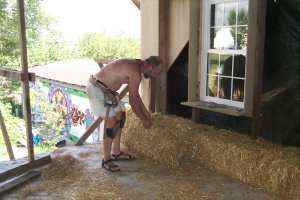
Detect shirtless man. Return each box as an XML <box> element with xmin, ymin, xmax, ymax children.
<box><xmin>86</xmin><ymin>56</ymin><xmax>164</xmax><ymax>172</ymax></box>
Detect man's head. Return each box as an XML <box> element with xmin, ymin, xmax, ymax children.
<box><xmin>143</xmin><ymin>56</ymin><xmax>164</xmax><ymax>79</ymax></box>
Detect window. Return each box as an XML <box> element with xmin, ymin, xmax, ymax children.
<box><xmin>201</xmin><ymin>0</ymin><xmax>249</xmax><ymax>108</ymax></box>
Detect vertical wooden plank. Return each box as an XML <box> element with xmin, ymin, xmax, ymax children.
<box><xmin>166</xmin><ymin>0</ymin><xmax>189</xmax><ymax>71</ymax></box>
<box><xmin>156</xmin><ymin>0</ymin><xmax>168</xmax><ymax>113</ymax></box>
<box><xmin>140</xmin><ymin>0</ymin><xmax>159</xmax><ymax>111</ymax></box>
<box><xmin>189</xmin><ymin>0</ymin><xmax>201</xmax><ymax>122</ymax></box>
<box><xmin>250</xmin><ymin>0</ymin><xmax>267</xmax><ymax>138</ymax></box>
<box><xmin>17</xmin><ymin>0</ymin><xmax>34</xmax><ymax>162</ymax></box>
<box><xmin>0</xmin><ymin>110</ymin><xmax>15</xmax><ymax>160</ymax></box>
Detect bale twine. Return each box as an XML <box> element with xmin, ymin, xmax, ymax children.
<box><xmin>122</xmin><ymin>109</ymin><xmax>300</xmax><ymax>200</ymax></box>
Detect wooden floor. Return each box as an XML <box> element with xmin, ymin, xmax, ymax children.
<box><xmin>0</xmin><ymin>152</ymin><xmax>50</xmax><ymax>174</ymax></box>
<box><xmin>0</xmin><ymin>143</ymin><xmax>280</xmax><ymax>200</ymax></box>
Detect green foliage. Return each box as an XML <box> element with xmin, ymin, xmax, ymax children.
<box><xmin>0</xmin><ymin>77</ymin><xmax>22</xmax><ymax>116</ymax></box>
<box><xmin>1</xmin><ymin>0</ymin><xmax>141</xmax><ymax>67</ymax></box>
<box><xmin>0</xmin><ymin>0</ymin><xmax>54</xmax><ymax>68</ymax></box>
<box><xmin>27</xmin><ymin>39</ymin><xmax>78</xmax><ymax>66</ymax></box>
<box><xmin>228</xmin><ymin>9</ymin><xmax>248</xmax><ymax>49</ymax></box>
<box><xmin>0</xmin><ymin>101</ymin><xmax>24</xmax><ymax>146</ymax></box>
<box><xmin>77</xmin><ymin>32</ymin><xmax>140</xmax><ymax>59</ymax></box>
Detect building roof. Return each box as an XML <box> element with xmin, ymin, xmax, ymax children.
<box><xmin>29</xmin><ymin>59</ymin><xmax>101</xmax><ymax>88</ymax></box>
<box><xmin>29</xmin><ymin>59</ymin><xmax>128</xmax><ymax>93</ymax></box>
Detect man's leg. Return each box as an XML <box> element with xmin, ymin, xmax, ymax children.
<box><xmin>102</xmin><ymin>116</ymin><xmax>119</xmax><ymax>171</ymax></box>
<box><xmin>111</xmin><ymin>111</ymin><xmax>135</xmax><ymax>160</ymax></box>
<box><xmin>111</xmin><ymin>111</ymin><xmax>123</xmax><ymax>155</ymax></box>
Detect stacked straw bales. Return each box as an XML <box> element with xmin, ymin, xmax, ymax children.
<box><xmin>122</xmin><ymin>109</ymin><xmax>300</xmax><ymax>200</ymax></box>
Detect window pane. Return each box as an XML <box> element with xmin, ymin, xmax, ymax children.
<box><xmin>233</xmin><ymin>54</ymin><xmax>246</xmax><ymax>78</ymax></box>
<box><xmin>219</xmin><ymin>54</ymin><xmax>232</xmax><ymax>76</ymax></box>
<box><xmin>219</xmin><ymin>77</ymin><xmax>231</xmax><ymax>100</ymax></box>
<box><xmin>233</xmin><ymin>79</ymin><xmax>244</xmax><ymax>102</ymax></box>
<box><xmin>238</xmin><ymin>1</ymin><xmax>248</xmax><ymax>25</ymax></box>
<box><xmin>224</xmin><ymin>2</ymin><xmax>236</xmax><ymax>26</ymax></box>
<box><xmin>207</xmin><ymin>75</ymin><xmax>218</xmax><ymax>97</ymax></box>
<box><xmin>211</xmin><ymin>4</ymin><xmax>223</xmax><ymax>27</ymax></box>
<box><xmin>204</xmin><ymin>0</ymin><xmax>248</xmax><ymax>107</ymax></box>
<box><xmin>236</xmin><ymin>26</ymin><xmax>247</xmax><ymax>50</ymax></box>
<box><xmin>212</xmin><ymin>27</ymin><xmax>234</xmax><ymax>49</ymax></box>
<box><xmin>207</xmin><ymin>53</ymin><xmax>219</xmax><ymax>75</ymax></box>
<box><xmin>211</xmin><ymin>5</ymin><xmax>216</xmax><ymax>27</ymax></box>
<box><xmin>207</xmin><ymin>53</ymin><xmax>219</xmax><ymax>97</ymax></box>
<box><xmin>210</xmin><ymin>27</ymin><xmax>219</xmax><ymax>49</ymax></box>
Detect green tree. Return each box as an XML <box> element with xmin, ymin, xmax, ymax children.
<box><xmin>0</xmin><ymin>0</ymin><xmax>55</xmax><ymax>68</ymax></box>
<box><xmin>228</xmin><ymin>9</ymin><xmax>248</xmax><ymax>49</ymax></box>
<box><xmin>0</xmin><ymin>0</ymin><xmax>65</xmax><ymax>119</ymax></box>
<box><xmin>77</xmin><ymin>32</ymin><xmax>140</xmax><ymax>59</ymax></box>
<box><xmin>0</xmin><ymin>101</ymin><xmax>24</xmax><ymax>146</ymax></box>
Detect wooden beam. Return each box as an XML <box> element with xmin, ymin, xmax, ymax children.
<box><xmin>0</xmin><ymin>109</ymin><xmax>15</xmax><ymax>160</ymax></box>
<box><xmin>75</xmin><ymin>85</ymin><xmax>129</xmax><ymax>146</ymax></box>
<box><xmin>156</xmin><ymin>0</ymin><xmax>168</xmax><ymax>113</ymax></box>
<box><xmin>17</xmin><ymin>0</ymin><xmax>34</xmax><ymax>162</ymax></box>
<box><xmin>0</xmin><ymin>155</ymin><xmax>51</xmax><ymax>183</ymax></box>
<box><xmin>250</xmin><ymin>0</ymin><xmax>267</xmax><ymax>138</ymax></box>
<box><xmin>0</xmin><ymin>171</ymin><xmax>40</xmax><ymax>195</ymax></box>
<box><xmin>189</xmin><ymin>0</ymin><xmax>201</xmax><ymax>122</ymax></box>
<box><xmin>0</xmin><ymin>68</ymin><xmax>35</xmax><ymax>82</ymax></box>
<box><xmin>131</xmin><ymin>0</ymin><xmax>140</xmax><ymax>9</ymax></box>
<box><xmin>75</xmin><ymin>116</ymin><xmax>103</xmax><ymax>146</ymax></box>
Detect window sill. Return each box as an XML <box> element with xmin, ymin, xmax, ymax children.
<box><xmin>181</xmin><ymin>101</ymin><xmax>245</xmax><ymax>116</ymax></box>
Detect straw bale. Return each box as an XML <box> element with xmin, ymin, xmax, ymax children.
<box><xmin>122</xmin><ymin>109</ymin><xmax>300</xmax><ymax>200</ymax></box>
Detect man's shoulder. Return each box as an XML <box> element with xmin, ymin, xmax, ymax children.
<box><xmin>110</xmin><ymin>58</ymin><xmax>141</xmax><ymax>65</ymax></box>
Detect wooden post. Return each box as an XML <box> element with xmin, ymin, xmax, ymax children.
<box><xmin>0</xmin><ymin>109</ymin><xmax>15</xmax><ymax>160</ymax></box>
<box><xmin>17</xmin><ymin>0</ymin><xmax>34</xmax><ymax>162</ymax></box>
<box><xmin>155</xmin><ymin>0</ymin><xmax>168</xmax><ymax>113</ymax></box>
<box><xmin>250</xmin><ymin>0</ymin><xmax>267</xmax><ymax>138</ymax></box>
<box><xmin>189</xmin><ymin>0</ymin><xmax>201</xmax><ymax>122</ymax></box>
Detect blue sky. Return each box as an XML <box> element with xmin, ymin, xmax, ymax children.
<box><xmin>41</xmin><ymin>0</ymin><xmax>141</xmax><ymax>41</ymax></box>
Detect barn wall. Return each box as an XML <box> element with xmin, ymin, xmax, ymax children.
<box><xmin>166</xmin><ymin>0</ymin><xmax>189</xmax><ymax>69</ymax></box>
<box><xmin>167</xmin><ymin>44</ymin><xmax>192</xmax><ymax>118</ymax></box>
<box><xmin>261</xmin><ymin>0</ymin><xmax>300</xmax><ymax>146</ymax></box>
<box><xmin>140</xmin><ymin>0</ymin><xmax>299</xmax><ymax>146</ymax></box>
<box><xmin>140</xmin><ymin>0</ymin><xmax>159</xmax><ymax>110</ymax></box>
<box><xmin>140</xmin><ymin>0</ymin><xmax>190</xmax><ymax>111</ymax></box>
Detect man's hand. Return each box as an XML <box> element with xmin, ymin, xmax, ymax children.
<box><xmin>145</xmin><ymin>111</ymin><xmax>151</xmax><ymax>119</ymax></box>
<box><xmin>141</xmin><ymin>118</ymin><xmax>152</xmax><ymax>129</ymax></box>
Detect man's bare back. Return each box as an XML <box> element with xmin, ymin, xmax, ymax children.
<box><xmin>94</xmin><ymin>58</ymin><xmax>143</xmax><ymax>92</ymax></box>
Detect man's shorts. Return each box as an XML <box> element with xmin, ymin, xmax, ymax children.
<box><xmin>86</xmin><ymin>79</ymin><xmax>125</xmax><ymax>118</ymax></box>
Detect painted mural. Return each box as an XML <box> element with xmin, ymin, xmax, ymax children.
<box><xmin>48</xmin><ymin>85</ymin><xmax>72</xmax><ymax>135</ymax></box>
<box><xmin>31</xmin><ymin>80</ymin><xmax>103</xmax><ymax>143</ymax></box>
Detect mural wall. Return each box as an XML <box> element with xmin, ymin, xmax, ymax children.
<box><xmin>31</xmin><ymin>80</ymin><xmax>104</xmax><ymax>143</ymax></box>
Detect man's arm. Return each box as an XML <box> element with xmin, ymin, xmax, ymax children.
<box><xmin>128</xmin><ymin>73</ymin><xmax>152</xmax><ymax>128</ymax></box>
<box><xmin>138</xmin><ymin>94</ymin><xmax>150</xmax><ymax>118</ymax></box>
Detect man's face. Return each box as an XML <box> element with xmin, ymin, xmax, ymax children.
<box><xmin>143</xmin><ymin>64</ymin><xmax>164</xmax><ymax>79</ymax></box>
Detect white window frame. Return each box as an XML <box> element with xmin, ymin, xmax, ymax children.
<box><xmin>200</xmin><ymin>0</ymin><xmax>249</xmax><ymax>109</ymax></box>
